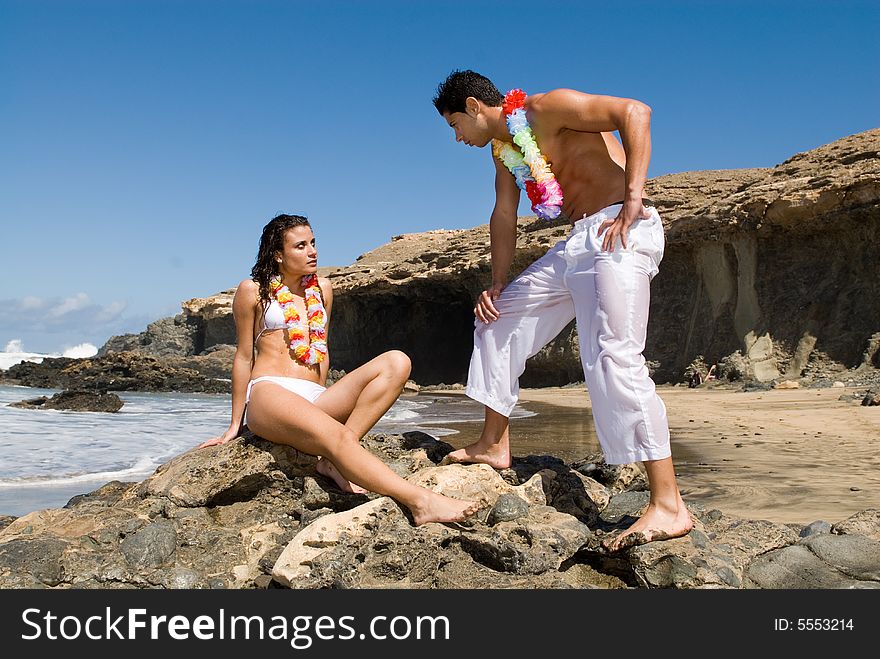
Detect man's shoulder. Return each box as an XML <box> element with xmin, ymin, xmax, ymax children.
<box><xmin>528</xmin><ymin>88</ymin><xmax>585</xmax><ymax>108</ymax></box>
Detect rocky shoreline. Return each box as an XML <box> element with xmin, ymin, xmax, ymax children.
<box><xmin>0</xmin><ymin>430</ymin><xmax>876</xmax><ymax>589</ymax></box>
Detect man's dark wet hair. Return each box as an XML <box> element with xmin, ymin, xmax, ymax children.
<box><xmin>433</xmin><ymin>69</ymin><xmax>503</xmax><ymax>115</ymax></box>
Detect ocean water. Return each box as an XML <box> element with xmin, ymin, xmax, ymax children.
<box><xmin>0</xmin><ymin>385</ymin><xmax>536</xmax><ymax>517</ymax></box>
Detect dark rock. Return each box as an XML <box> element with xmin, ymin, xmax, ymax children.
<box><xmin>0</xmin><ymin>537</ymin><xmax>69</xmax><ymax>587</ymax></box>
<box><xmin>10</xmin><ymin>390</ymin><xmax>124</xmax><ymax>412</ymax></box>
<box><xmin>599</xmin><ymin>491</ymin><xmax>650</xmax><ymax>525</ymax></box>
<box><xmin>716</xmin><ymin>565</ymin><xmax>742</xmax><ymax>588</ymax></box>
<box><xmin>704</xmin><ymin>509</ymin><xmax>724</xmax><ymax>522</ymax></box>
<box><xmin>570</xmin><ymin>454</ymin><xmax>646</xmax><ymax>493</ymax></box>
<box><xmin>160</xmin><ymin>567</ymin><xmax>203</xmax><ymax>589</ymax></box>
<box><xmin>739</xmin><ymin>381</ymin><xmax>772</xmax><ymax>392</ymax></box>
<box><xmin>100</xmin><ymin>314</ymin><xmax>199</xmax><ymax>357</ymax></box>
<box><xmin>488</xmin><ymin>493</ymin><xmax>530</xmax><ymax>524</ymax></box>
<box><xmin>4</xmin><ymin>351</ymin><xmax>230</xmax><ymax>393</ymax></box>
<box><xmin>799</xmin><ymin>520</ymin><xmax>833</xmax><ymax>538</ymax></box>
<box><xmin>800</xmin><ymin>533</ymin><xmax>880</xmax><ymax>581</ymax></box>
<box><xmin>300</xmin><ymin>507</ymin><xmax>334</xmax><ymax>526</ymax></box>
<box><xmin>66</xmin><ymin>481</ymin><xmax>135</xmax><ymax>509</ymax></box>
<box><xmin>689</xmin><ymin>528</ymin><xmax>711</xmax><ymax>549</ymax></box>
<box><xmin>641</xmin><ymin>554</ymin><xmax>699</xmax><ymax>588</ymax></box>
<box><xmin>8</xmin><ymin>396</ymin><xmax>48</xmax><ymax>408</ymax></box>
<box><xmin>745</xmin><ymin>544</ymin><xmax>880</xmax><ymax>589</ymax></box>
<box><xmin>120</xmin><ymin>520</ymin><xmax>178</xmax><ymax>569</ymax></box>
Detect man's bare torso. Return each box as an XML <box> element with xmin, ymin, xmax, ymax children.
<box><xmin>525</xmin><ymin>93</ymin><xmax>629</xmax><ymax>221</ymax></box>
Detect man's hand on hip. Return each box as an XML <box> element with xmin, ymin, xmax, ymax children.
<box><xmin>475</xmin><ymin>282</ymin><xmax>505</xmax><ymax>324</ymax></box>
<box><xmin>598</xmin><ymin>199</ymin><xmax>652</xmax><ymax>252</ymax></box>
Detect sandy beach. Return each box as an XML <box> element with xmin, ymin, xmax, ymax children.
<box><xmin>434</xmin><ymin>384</ymin><xmax>880</xmax><ymax>526</ymax></box>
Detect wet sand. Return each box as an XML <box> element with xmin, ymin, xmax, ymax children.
<box><xmin>429</xmin><ymin>384</ymin><xmax>880</xmax><ymax>525</ymax></box>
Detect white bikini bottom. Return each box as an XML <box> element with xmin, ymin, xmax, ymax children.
<box><xmin>245</xmin><ymin>376</ymin><xmax>327</xmax><ymax>404</ymax></box>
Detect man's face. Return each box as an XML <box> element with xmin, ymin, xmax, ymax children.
<box><xmin>443</xmin><ymin>107</ymin><xmax>492</xmax><ymax>148</ymax></box>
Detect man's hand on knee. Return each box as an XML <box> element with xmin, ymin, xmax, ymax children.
<box><xmin>474</xmin><ymin>283</ymin><xmax>504</xmax><ymax>324</ymax></box>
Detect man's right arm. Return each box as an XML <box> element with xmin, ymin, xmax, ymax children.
<box><xmin>490</xmin><ymin>155</ymin><xmax>520</xmax><ymax>285</ymax></box>
<box><xmin>475</xmin><ymin>155</ymin><xmax>520</xmax><ymax>323</ymax></box>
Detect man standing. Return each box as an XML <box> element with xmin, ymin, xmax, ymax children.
<box><xmin>433</xmin><ymin>70</ymin><xmax>692</xmax><ymax>550</ymax></box>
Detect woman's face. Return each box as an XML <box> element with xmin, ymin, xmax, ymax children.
<box><xmin>277</xmin><ymin>225</ymin><xmax>317</xmax><ymax>277</ymax></box>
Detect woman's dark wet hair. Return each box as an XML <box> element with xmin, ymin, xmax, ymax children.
<box><xmin>432</xmin><ymin>69</ymin><xmax>503</xmax><ymax>115</ymax></box>
<box><xmin>251</xmin><ymin>213</ymin><xmax>312</xmax><ymax>303</ymax></box>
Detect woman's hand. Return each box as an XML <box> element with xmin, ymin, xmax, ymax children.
<box><xmin>198</xmin><ymin>428</ymin><xmax>240</xmax><ymax>448</ymax></box>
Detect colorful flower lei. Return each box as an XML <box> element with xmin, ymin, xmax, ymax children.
<box><xmin>269</xmin><ymin>274</ymin><xmax>327</xmax><ymax>365</ymax></box>
<box><xmin>492</xmin><ymin>89</ymin><xmax>564</xmax><ymax>220</ymax></box>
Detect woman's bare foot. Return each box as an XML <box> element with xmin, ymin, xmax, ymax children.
<box><xmin>409</xmin><ymin>491</ymin><xmax>481</xmax><ymax>527</ymax></box>
<box><xmin>603</xmin><ymin>497</ymin><xmax>693</xmax><ymax>551</ymax></box>
<box><xmin>443</xmin><ymin>442</ymin><xmax>511</xmax><ymax>470</ymax></box>
<box><xmin>315</xmin><ymin>457</ymin><xmax>369</xmax><ymax>494</ymax></box>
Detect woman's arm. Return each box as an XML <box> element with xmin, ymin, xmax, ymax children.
<box><xmin>199</xmin><ymin>280</ymin><xmax>258</xmax><ymax>447</ymax></box>
<box><xmin>318</xmin><ymin>276</ymin><xmax>333</xmax><ymax>387</ymax></box>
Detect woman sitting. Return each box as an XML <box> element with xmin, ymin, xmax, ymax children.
<box><xmin>200</xmin><ymin>213</ymin><xmax>477</xmax><ymax>525</ymax></box>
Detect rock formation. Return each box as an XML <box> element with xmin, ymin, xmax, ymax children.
<box><xmin>0</xmin><ymin>431</ymin><xmax>877</xmax><ymax>589</ymax></box>
<box><xmin>9</xmin><ymin>390</ymin><xmax>124</xmax><ymax>412</ymax></box>
<box><xmin>0</xmin><ymin>351</ymin><xmax>231</xmax><ymax>393</ymax></box>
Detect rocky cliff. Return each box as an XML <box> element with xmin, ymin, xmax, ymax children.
<box><xmin>324</xmin><ymin>128</ymin><xmax>880</xmax><ymax>385</ymax></box>
<box><xmin>90</xmin><ymin>128</ymin><xmax>880</xmax><ymax>388</ymax></box>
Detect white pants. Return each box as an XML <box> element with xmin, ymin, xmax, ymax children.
<box><xmin>466</xmin><ymin>203</ymin><xmax>671</xmax><ymax>465</ymax></box>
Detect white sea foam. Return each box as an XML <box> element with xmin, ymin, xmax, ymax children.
<box><xmin>0</xmin><ymin>339</ymin><xmax>97</xmax><ymax>370</ymax></box>
<box><xmin>62</xmin><ymin>342</ymin><xmax>98</xmax><ymax>359</ymax></box>
<box><xmin>0</xmin><ymin>455</ymin><xmax>158</xmax><ymax>489</ymax></box>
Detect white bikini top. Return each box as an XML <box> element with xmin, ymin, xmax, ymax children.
<box><xmin>255</xmin><ymin>300</ymin><xmax>286</xmax><ymax>342</ymax></box>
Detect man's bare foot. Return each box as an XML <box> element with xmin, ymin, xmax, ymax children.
<box><xmin>443</xmin><ymin>443</ymin><xmax>511</xmax><ymax>469</ymax></box>
<box><xmin>315</xmin><ymin>457</ymin><xmax>369</xmax><ymax>494</ymax></box>
<box><xmin>603</xmin><ymin>498</ymin><xmax>693</xmax><ymax>552</ymax></box>
<box><xmin>409</xmin><ymin>491</ymin><xmax>481</xmax><ymax>527</ymax></box>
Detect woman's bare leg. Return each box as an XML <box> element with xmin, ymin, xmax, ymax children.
<box><xmin>312</xmin><ymin>350</ymin><xmax>411</xmax><ymax>492</ymax></box>
<box><xmin>246</xmin><ymin>381</ymin><xmax>478</xmax><ymax>525</ymax></box>
<box><xmin>316</xmin><ymin>350</ymin><xmax>411</xmax><ymax>435</ymax></box>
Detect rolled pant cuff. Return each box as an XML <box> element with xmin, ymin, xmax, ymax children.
<box><xmin>465</xmin><ymin>386</ymin><xmax>517</xmax><ymax>418</ymax></box>
<box><xmin>601</xmin><ymin>447</ymin><xmax>672</xmax><ymax>466</ymax></box>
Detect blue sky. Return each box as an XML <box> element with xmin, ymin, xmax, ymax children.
<box><xmin>1</xmin><ymin>0</ymin><xmax>878</xmax><ymax>354</ymax></box>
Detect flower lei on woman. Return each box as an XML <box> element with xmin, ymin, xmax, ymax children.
<box><xmin>492</xmin><ymin>89</ymin><xmax>564</xmax><ymax>220</ymax></box>
<box><xmin>269</xmin><ymin>274</ymin><xmax>327</xmax><ymax>365</ymax></box>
